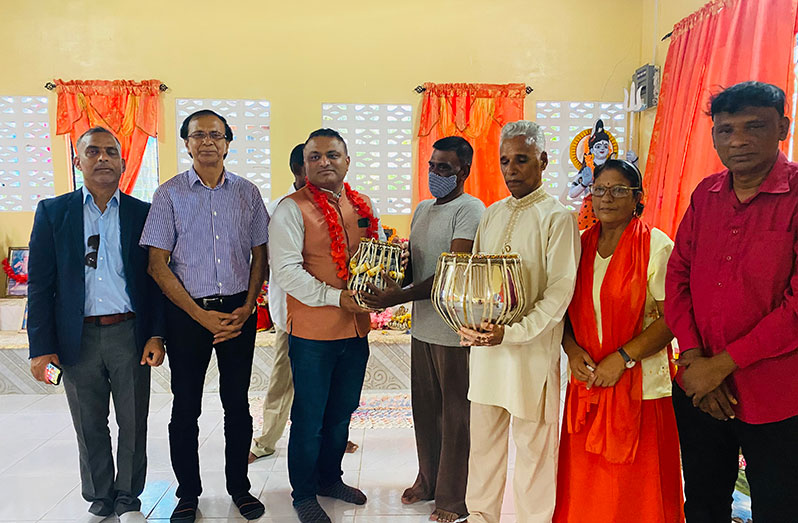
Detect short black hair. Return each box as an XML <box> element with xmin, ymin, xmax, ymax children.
<box><xmin>709</xmin><ymin>81</ymin><xmax>786</xmax><ymax>119</ymax></box>
<box><xmin>289</xmin><ymin>143</ymin><xmax>305</xmax><ymax>174</ymax></box>
<box><xmin>594</xmin><ymin>158</ymin><xmax>645</xmax><ymax>216</ymax></box>
<box><xmin>75</xmin><ymin>126</ymin><xmax>122</xmax><ymax>152</ymax></box>
<box><xmin>433</xmin><ymin>136</ymin><xmax>474</xmax><ymax>167</ymax></box>
<box><xmin>179</xmin><ymin>110</ymin><xmax>234</xmax><ymax>141</ymax></box>
<box><xmin>305</xmin><ymin>128</ymin><xmax>348</xmax><ymax>154</ymax></box>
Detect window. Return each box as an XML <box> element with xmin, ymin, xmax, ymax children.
<box><xmin>176</xmin><ymin>99</ymin><xmax>271</xmax><ymax>202</ymax></box>
<box><xmin>0</xmin><ymin>96</ymin><xmax>54</xmax><ymax>211</ymax></box>
<box><xmin>322</xmin><ymin>103</ymin><xmax>412</xmax><ymax>214</ymax></box>
<box><xmin>71</xmin><ymin>136</ymin><xmax>159</xmax><ymax>202</ymax></box>
<box><xmin>536</xmin><ymin>101</ymin><xmax>627</xmax><ymax>210</ymax></box>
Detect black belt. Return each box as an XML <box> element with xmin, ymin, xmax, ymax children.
<box><xmin>194</xmin><ymin>291</ymin><xmax>248</xmax><ymax>310</ymax></box>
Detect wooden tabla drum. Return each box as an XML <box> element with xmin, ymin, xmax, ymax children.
<box><xmin>431</xmin><ymin>253</ymin><xmax>526</xmax><ymax>332</ymax></box>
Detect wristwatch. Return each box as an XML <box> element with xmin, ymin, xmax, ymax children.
<box><xmin>618</xmin><ymin>347</ymin><xmax>636</xmax><ymax>368</ymax></box>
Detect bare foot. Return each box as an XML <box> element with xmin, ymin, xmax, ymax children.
<box><xmin>430</xmin><ymin>508</ymin><xmax>466</xmax><ymax>523</ymax></box>
<box><xmin>401</xmin><ymin>487</ymin><xmax>424</xmax><ymax>505</ymax></box>
<box><xmin>345</xmin><ymin>440</ymin><xmax>359</xmax><ymax>453</ymax></box>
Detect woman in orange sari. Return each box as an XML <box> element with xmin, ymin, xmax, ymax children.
<box><xmin>553</xmin><ymin>159</ymin><xmax>684</xmax><ymax>523</ymax></box>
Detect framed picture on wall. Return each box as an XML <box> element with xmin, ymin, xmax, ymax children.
<box><xmin>5</xmin><ymin>247</ymin><xmax>29</xmax><ymax>297</ymax></box>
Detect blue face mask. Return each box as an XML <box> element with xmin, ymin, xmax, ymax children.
<box><xmin>428</xmin><ymin>171</ymin><xmax>458</xmax><ymax>198</ymax></box>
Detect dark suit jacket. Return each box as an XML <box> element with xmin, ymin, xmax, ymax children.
<box><xmin>27</xmin><ymin>188</ymin><xmax>166</xmax><ymax>366</ymax></box>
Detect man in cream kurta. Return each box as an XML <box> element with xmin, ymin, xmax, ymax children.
<box><xmin>459</xmin><ymin>121</ymin><xmax>580</xmax><ymax>523</ymax></box>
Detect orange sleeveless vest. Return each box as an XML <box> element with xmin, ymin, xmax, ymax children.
<box><xmin>284</xmin><ymin>186</ymin><xmax>372</xmax><ymax>340</ymax></box>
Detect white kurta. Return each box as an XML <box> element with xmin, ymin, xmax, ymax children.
<box><xmin>468</xmin><ymin>186</ymin><xmax>580</xmax><ymax>423</ymax></box>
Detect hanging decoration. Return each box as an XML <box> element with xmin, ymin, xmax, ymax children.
<box><xmin>306</xmin><ymin>182</ymin><xmax>379</xmax><ymax>280</ymax></box>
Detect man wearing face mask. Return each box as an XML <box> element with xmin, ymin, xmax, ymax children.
<box><xmin>361</xmin><ymin>136</ymin><xmax>485</xmax><ymax>523</ymax></box>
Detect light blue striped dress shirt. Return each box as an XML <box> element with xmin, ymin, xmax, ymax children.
<box><xmin>139</xmin><ymin>168</ymin><xmax>270</xmax><ymax>299</ymax></box>
<box><xmin>82</xmin><ymin>186</ymin><xmax>134</xmax><ymax>316</ymax></box>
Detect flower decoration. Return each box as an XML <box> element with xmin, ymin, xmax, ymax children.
<box><xmin>370</xmin><ymin>307</ymin><xmax>395</xmax><ymax>329</ymax></box>
<box><xmin>2</xmin><ymin>258</ymin><xmax>27</xmax><ymax>284</ymax></box>
<box><xmin>306</xmin><ymin>182</ymin><xmax>379</xmax><ymax>280</ymax></box>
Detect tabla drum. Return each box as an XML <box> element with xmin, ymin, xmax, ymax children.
<box><xmin>431</xmin><ymin>252</ymin><xmax>526</xmax><ymax>332</ymax></box>
<box><xmin>348</xmin><ymin>238</ymin><xmax>404</xmax><ymax>309</ymax></box>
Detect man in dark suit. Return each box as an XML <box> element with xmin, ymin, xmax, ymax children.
<box><xmin>27</xmin><ymin>127</ymin><xmax>166</xmax><ymax>523</ymax></box>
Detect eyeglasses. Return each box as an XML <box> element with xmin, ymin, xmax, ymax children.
<box><xmin>589</xmin><ymin>185</ymin><xmax>640</xmax><ymax>198</ymax></box>
<box><xmin>85</xmin><ymin>234</ymin><xmax>99</xmax><ymax>269</ymax></box>
<box><xmin>187</xmin><ymin>131</ymin><xmax>226</xmax><ymax>142</ymax></box>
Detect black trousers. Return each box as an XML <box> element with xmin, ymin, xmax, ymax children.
<box><xmin>287</xmin><ymin>334</ymin><xmax>369</xmax><ymax>503</ymax></box>
<box><xmin>672</xmin><ymin>381</ymin><xmax>798</xmax><ymax>523</ymax></box>
<box><xmin>165</xmin><ymin>293</ymin><xmax>256</xmax><ymax>499</ymax></box>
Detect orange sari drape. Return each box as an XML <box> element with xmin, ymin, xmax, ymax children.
<box><xmin>642</xmin><ymin>0</ymin><xmax>798</xmax><ymax>237</ymax></box>
<box><xmin>415</xmin><ymin>83</ymin><xmax>525</xmax><ymax>207</ymax></box>
<box><xmin>555</xmin><ymin>218</ymin><xmax>684</xmax><ymax>523</ymax></box>
<box><xmin>565</xmin><ymin>217</ymin><xmax>649</xmax><ymax>464</ymax></box>
<box><xmin>55</xmin><ymin>79</ymin><xmax>162</xmax><ymax>195</ymax></box>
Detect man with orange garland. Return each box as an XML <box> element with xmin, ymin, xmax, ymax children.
<box><xmin>268</xmin><ymin>128</ymin><xmax>385</xmax><ymax>523</ymax></box>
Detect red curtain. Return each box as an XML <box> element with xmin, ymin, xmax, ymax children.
<box><xmin>55</xmin><ymin>79</ymin><xmax>162</xmax><ymax>194</ymax></box>
<box><xmin>416</xmin><ymin>83</ymin><xmax>526</xmax><ymax>207</ymax></box>
<box><xmin>642</xmin><ymin>0</ymin><xmax>798</xmax><ymax>238</ymax></box>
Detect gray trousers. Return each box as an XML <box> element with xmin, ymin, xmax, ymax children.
<box><xmin>62</xmin><ymin>318</ymin><xmax>151</xmax><ymax>516</ymax></box>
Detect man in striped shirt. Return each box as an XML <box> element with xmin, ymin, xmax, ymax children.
<box><xmin>140</xmin><ymin>110</ymin><xmax>269</xmax><ymax>523</ymax></box>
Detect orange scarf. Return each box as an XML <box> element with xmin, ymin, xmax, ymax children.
<box><xmin>565</xmin><ymin>217</ymin><xmax>650</xmax><ymax>464</ymax></box>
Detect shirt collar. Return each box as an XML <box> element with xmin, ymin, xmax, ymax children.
<box><xmin>506</xmin><ymin>184</ymin><xmax>548</xmax><ymax>209</ymax></box>
<box><xmin>188</xmin><ymin>165</ymin><xmax>229</xmax><ymax>189</ymax></box>
<box><xmin>709</xmin><ymin>151</ymin><xmax>791</xmax><ymax>195</ymax></box>
<box><xmin>82</xmin><ymin>185</ymin><xmax>120</xmax><ymax>208</ymax></box>
<box><xmin>320</xmin><ymin>186</ymin><xmax>343</xmax><ymax>199</ymax></box>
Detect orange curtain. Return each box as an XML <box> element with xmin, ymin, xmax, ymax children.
<box><xmin>642</xmin><ymin>0</ymin><xmax>798</xmax><ymax>238</ymax></box>
<box><xmin>55</xmin><ymin>79</ymin><xmax>162</xmax><ymax>194</ymax></box>
<box><xmin>416</xmin><ymin>83</ymin><xmax>526</xmax><ymax>207</ymax></box>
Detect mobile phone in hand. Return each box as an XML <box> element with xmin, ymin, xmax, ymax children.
<box><xmin>44</xmin><ymin>363</ymin><xmax>62</xmax><ymax>385</ymax></box>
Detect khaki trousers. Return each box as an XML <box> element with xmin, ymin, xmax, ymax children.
<box><xmin>465</xmin><ymin>402</ymin><xmax>559</xmax><ymax>523</ymax></box>
<box><xmin>251</xmin><ymin>327</ymin><xmax>294</xmax><ymax>456</ymax></box>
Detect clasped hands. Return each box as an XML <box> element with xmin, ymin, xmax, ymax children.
<box><xmin>458</xmin><ymin>322</ymin><xmax>505</xmax><ymax>347</ymax></box>
<box><xmin>567</xmin><ymin>346</ymin><xmax>626</xmax><ymax>389</ymax></box>
<box><xmin>676</xmin><ymin>348</ymin><xmax>738</xmax><ymax>421</ymax></box>
<box><xmin>196</xmin><ymin>303</ymin><xmax>254</xmax><ymax>343</ymax></box>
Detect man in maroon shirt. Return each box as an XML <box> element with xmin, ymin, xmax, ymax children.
<box><xmin>665</xmin><ymin>81</ymin><xmax>798</xmax><ymax>522</ymax></box>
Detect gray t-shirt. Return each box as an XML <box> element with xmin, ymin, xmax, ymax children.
<box><xmin>409</xmin><ymin>193</ymin><xmax>486</xmax><ymax>346</ymax></box>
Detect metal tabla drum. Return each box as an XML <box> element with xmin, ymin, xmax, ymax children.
<box><xmin>431</xmin><ymin>253</ymin><xmax>526</xmax><ymax>332</ymax></box>
<box><xmin>348</xmin><ymin>238</ymin><xmax>404</xmax><ymax>309</ymax></box>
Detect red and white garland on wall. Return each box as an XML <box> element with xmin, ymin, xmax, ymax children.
<box><xmin>2</xmin><ymin>258</ymin><xmax>27</xmax><ymax>284</ymax></box>
<box><xmin>306</xmin><ymin>181</ymin><xmax>379</xmax><ymax>281</ymax></box>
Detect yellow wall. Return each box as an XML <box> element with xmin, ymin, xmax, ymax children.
<box><xmin>1</xmin><ymin>0</ymin><xmax>702</xmax><ymax>271</ymax></box>
<box><xmin>637</xmin><ymin>0</ymin><xmax>708</xmax><ymax>168</ymax></box>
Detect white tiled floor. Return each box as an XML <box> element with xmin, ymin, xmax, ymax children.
<box><xmin>0</xmin><ymin>393</ymin><xmax>517</xmax><ymax>522</ymax></box>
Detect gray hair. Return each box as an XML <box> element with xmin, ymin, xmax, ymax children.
<box><xmin>500</xmin><ymin>120</ymin><xmax>546</xmax><ymax>153</ymax></box>
<box><xmin>75</xmin><ymin>127</ymin><xmax>122</xmax><ymax>153</ymax></box>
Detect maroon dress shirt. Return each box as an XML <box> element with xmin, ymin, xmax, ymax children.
<box><xmin>665</xmin><ymin>152</ymin><xmax>798</xmax><ymax>424</ymax></box>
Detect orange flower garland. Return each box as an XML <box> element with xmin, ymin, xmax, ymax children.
<box><xmin>306</xmin><ymin>181</ymin><xmax>379</xmax><ymax>280</ymax></box>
